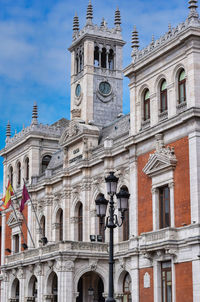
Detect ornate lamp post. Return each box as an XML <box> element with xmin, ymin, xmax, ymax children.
<box><xmin>95</xmin><ymin>172</ymin><xmax>130</xmax><ymax>302</ymax></box>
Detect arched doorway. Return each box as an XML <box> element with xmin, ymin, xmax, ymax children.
<box><xmin>76</xmin><ymin>271</ymin><xmax>105</xmax><ymax>302</ymax></box>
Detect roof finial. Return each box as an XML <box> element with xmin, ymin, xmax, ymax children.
<box><xmin>168</xmin><ymin>23</ymin><xmax>172</xmax><ymax>33</ymax></box>
<box><xmin>101</xmin><ymin>17</ymin><xmax>105</xmax><ymax>28</ymax></box>
<box><xmin>6</xmin><ymin>121</ymin><xmax>11</xmax><ymax>142</ymax></box>
<box><xmin>188</xmin><ymin>0</ymin><xmax>199</xmax><ymax>19</ymax></box>
<box><xmin>114</xmin><ymin>7</ymin><xmax>121</xmax><ymax>29</ymax></box>
<box><xmin>32</xmin><ymin>102</ymin><xmax>38</xmax><ymax>125</ymax></box>
<box><xmin>73</xmin><ymin>12</ymin><xmax>79</xmax><ymax>32</ymax></box>
<box><xmin>86</xmin><ymin>0</ymin><xmax>93</xmax><ymax>25</ymax></box>
<box><xmin>131</xmin><ymin>26</ymin><xmax>139</xmax><ymax>57</ymax></box>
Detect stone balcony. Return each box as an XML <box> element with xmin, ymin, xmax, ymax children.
<box><xmin>4</xmin><ymin>240</ymin><xmax>108</xmax><ymax>267</ymax></box>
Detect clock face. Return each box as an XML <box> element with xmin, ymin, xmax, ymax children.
<box><xmin>75</xmin><ymin>84</ymin><xmax>81</xmax><ymax>97</ymax></box>
<box><xmin>99</xmin><ymin>82</ymin><xmax>111</xmax><ymax>96</ymax></box>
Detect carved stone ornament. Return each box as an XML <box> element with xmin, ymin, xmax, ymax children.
<box><xmin>144</xmin><ymin>272</ymin><xmax>150</xmax><ymax>288</ymax></box>
<box><xmin>56</xmin><ymin>260</ymin><xmax>74</xmax><ymax>272</ymax></box>
<box><xmin>89</xmin><ymin>259</ymin><xmax>98</xmax><ymax>271</ymax></box>
<box><xmin>143</xmin><ymin>133</ymin><xmax>177</xmax><ymax>177</ymax></box>
<box><xmin>59</xmin><ymin>120</ymin><xmax>81</xmax><ymax>145</ymax></box>
<box><xmin>35</xmin><ymin>264</ymin><xmax>43</xmax><ymax>276</ymax></box>
<box><xmin>17</xmin><ymin>267</ymin><xmax>25</xmax><ymax>279</ymax></box>
<box><xmin>119</xmin><ymin>258</ymin><xmax>125</xmax><ymax>269</ymax></box>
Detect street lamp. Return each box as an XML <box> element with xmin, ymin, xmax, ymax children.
<box><xmin>95</xmin><ymin>172</ymin><xmax>130</xmax><ymax>302</ymax></box>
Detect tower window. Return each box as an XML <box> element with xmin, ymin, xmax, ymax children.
<box><xmin>79</xmin><ymin>54</ymin><xmax>83</xmax><ymax>71</ymax></box>
<box><xmin>76</xmin><ymin>56</ymin><xmax>79</xmax><ymax>74</ymax></box>
<box><xmin>42</xmin><ymin>155</ymin><xmax>51</xmax><ymax>173</ymax></box>
<box><xmin>9</xmin><ymin>166</ymin><xmax>13</xmax><ymax>186</ymax></box>
<box><xmin>159</xmin><ymin>186</ymin><xmax>170</xmax><ymax>229</ymax></box>
<box><xmin>101</xmin><ymin>48</ymin><xmax>107</xmax><ymax>68</ymax></box>
<box><xmin>17</xmin><ymin>162</ymin><xmax>21</xmax><ymax>186</ymax></box>
<box><xmin>160</xmin><ymin>80</ymin><xmax>167</xmax><ymax>112</ymax></box>
<box><xmin>25</xmin><ymin>157</ymin><xmax>29</xmax><ymax>181</ymax></box>
<box><xmin>178</xmin><ymin>69</ymin><xmax>186</xmax><ymax>103</ymax></box>
<box><xmin>108</xmin><ymin>49</ymin><xmax>114</xmax><ymax>70</ymax></box>
<box><xmin>144</xmin><ymin>89</ymin><xmax>150</xmax><ymax>121</ymax></box>
<box><xmin>94</xmin><ymin>46</ymin><xmax>99</xmax><ymax>67</ymax></box>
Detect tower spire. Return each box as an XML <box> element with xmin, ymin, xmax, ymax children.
<box><xmin>86</xmin><ymin>0</ymin><xmax>93</xmax><ymax>25</ymax></box>
<box><xmin>131</xmin><ymin>26</ymin><xmax>139</xmax><ymax>57</ymax></box>
<box><xmin>188</xmin><ymin>0</ymin><xmax>199</xmax><ymax>19</ymax></box>
<box><xmin>114</xmin><ymin>7</ymin><xmax>121</xmax><ymax>28</ymax></box>
<box><xmin>6</xmin><ymin>121</ymin><xmax>11</xmax><ymax>141</ymax></box>
<box><xmin>32</xmin><ymin>102</ymin><xmax>38</xmax><ymax>125</ymax></box>
<box><xmin>73</xmin><ymin>12</ymin><xmax>79</xmax><ymax>32</ymax></box>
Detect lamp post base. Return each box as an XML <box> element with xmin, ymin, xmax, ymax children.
<box><xmin>106</xmin><ymin>298</ymin><xmax>116</xmax><ymax>302</ymax></box>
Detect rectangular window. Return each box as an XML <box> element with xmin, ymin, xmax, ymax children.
<box><xmin>159</xmin><ymin>186</ymin><xmax>170</xmax><ymax>229</ymax></box>
<box><xmin>13</xmin><ymin>234</ymin><xmax>19</xmax><ymax>253</ymax></box>
<box><xmin>161</xmin><ymin>261</ymin><xmax>172</xmax><ymax>302</ymax></box>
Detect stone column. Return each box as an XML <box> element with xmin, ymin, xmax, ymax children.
<box><xmin>130</xmin><ymin>266</ymin><xmax>139</xmax><ymax>302</ymax></box>
<box><xmin>192</xmin><ymin>259</ymin><xmax>200</xmax><ymax>302</ymax></box>
<box><xmin>153</xmin><ymin>260</ymin><xmax>161</xmax><ymax>302</ymax></box>
<box><xmin>1</xmin><ymin>212</ymin><xmax>6</xmax><ymax>265</ymax></box>
<box><xmin>152</xmin><ymin>188</ymin><xmax>159</xmax><ymax>231</ymax></box>
<box><xmin>189</xmin><ymin>131</ymin><xmax>200</xmax><ymax>224</ymax></box>
<box><xmin>18</xmin><ymin>268</ymin><xmax>25</xmax><ymax>302</ymax></box>
<box><xmin>129</xmin><ymin>152</ymin><xmax>138</xmax><ymax>236</ymax></box>
<box><xmin>1</xmin><ymin>270</ymin><xmax>9</xmax><ymax>302</ymax></box>
<box><xmin>35</xmin><ymin>263</ymin><xmax>44</xmax><ymax>302</ymax></box>
<box><xmin>171</xmin><ymin>258</ymin><xmax>176</xmax><ymax>302</ymax></box>
<box><xmin>169</xmin><ymin>182</ymin><xmax>175</xmax><ymax>227</ymax></box>
<box><xmin>56</xmin><ymin>259</ymin><xmax>74</xmax><ymax>302</ymax></box>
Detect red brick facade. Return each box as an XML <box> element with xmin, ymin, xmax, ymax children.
<box><xmin>139</xmin><ymin>267</ymin><xmax>154</xmax><ymax>302</ymax></box>
<box><xmin>175</xmin><ymin>261</ymin><xmax>193</xmax><ymax>302</ymax></box>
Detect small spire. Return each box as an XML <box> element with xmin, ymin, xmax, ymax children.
<box><xmin>6</xmin><ymin>121</ymin><xmax>11</xmax><ymax>138</ymax></box>
<box><xmin>101</xmin><ymin>18</ymin><xmax>105</xmax><ymax>28</ymax></box>
<box><xmin>188</xmin><ymin>0</ymin><xmax>199</xmax><ymax>19</ymax></box>
<box><xmin>86</xmin><ymin>0</ymin><xmax>93</xmax><ymax>24</ymax></box>
<box><xmin>114</xmin><ymin>7</ymin><xmax>121</xmax><ymax>27</ymax></box>
<box><xmin>168</xmin><ymin>23</ymin><xmax>172</xmax><ymax>33</ymax></box>
<box><xmin>131</xmin><ymin>26</ymin><xmax>139</xmax><ymax>49</ymax></box>
<box><xmin>73</xmin><ymin>12</ymin><xmax>79</xmax><ymax>32</ymax></box>
<box><xmin>151</xmin><ymin>34</ymin><xmax>155</xmax><ymax>44</ymax></box>
<box><xmin>32</xmin><ymin>102</ymin><xmax>38</xmax><ymax>125</ymax></box>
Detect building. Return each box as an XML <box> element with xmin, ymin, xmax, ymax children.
<box><xmin>0</xmin><ymin>0</ymin><xmax>200</xmax><ymax>301</ymax></box>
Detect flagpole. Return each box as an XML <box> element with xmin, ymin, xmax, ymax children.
<box><xmin>23</xmin><ymin>179</ymin><xmax>48</xmax><ymax>245</ymax></box>
<box><xmin>11</xmin><ymin>187</ymin><xmax>35</xmax><ymax>249</ymax></box>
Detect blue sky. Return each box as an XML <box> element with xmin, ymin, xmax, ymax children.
<box><xmin>0</xmin><ymin>0</ymin><xmax>194</xmax><ymax>192</ymax></box>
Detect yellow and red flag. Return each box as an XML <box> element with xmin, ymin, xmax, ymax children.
<box><xmin>0</xmin><ymin>181</ymin><xmax>14</xmax><ymax>211</ymax></box>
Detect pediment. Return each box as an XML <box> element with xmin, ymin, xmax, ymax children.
<box><xmin>143</xmin><ymin>149</ymin><xmax>177</xmax><ymax>177</ymax></box>
<box><xmin>7</xmin><ymin>212</ymin><xmax>23</xmax><ymax>228</ymax></box>
<box><xmin>59</xmin><ymin>120</ymin><xmax>81</xmax><ymax>145</ymax></box>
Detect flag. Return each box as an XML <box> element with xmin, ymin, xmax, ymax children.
<box><xmin>20</xmin><ymin>183</ymin><xmax>30</xmax><ymax>212</ymax></box>
<box><xmin>0</xmin><ymin>181</ymin><xmax>14</xmax><ymax>211</ymax></box>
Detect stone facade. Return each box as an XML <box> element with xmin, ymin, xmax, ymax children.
<box><xmin>1</xmin><ymin>1</ymin><xmax>200</xmax><ymax>302</ymax></box>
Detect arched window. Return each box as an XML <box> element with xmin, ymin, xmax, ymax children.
<box><xmin>40</xmin><ymin>216</ymin><xmax>45</xmax><ymax>237</ymax></box>
<box><xmin>78</xmin><ymin>203</ymin><xmax>83</xmax><ymax>241</ymax></box>
<box><xmin>108</xmin><ymin>49</ymin><xmax>114</xmax><ymax>70</ymax></box>
<box><xmin>79</xmin><ymin>54</ymin><xmax>83</xmax><ymax>71</ymax></box>
<box><xmin>17</xmin><ymin>162</ymin><xmax>21</xmax><ymax>186</ymax></box>
<box><xmin>57</xmin><ymin>209</ymin><xmax>63</xmax><ymax>241</ymax></box>
<box><xmin>94</xmin><ymin>46</ymin><xmax>99</xmax><ymax>67</ymax></box>
<box><xmin>42</xmin><ymin>155</ymin><xmax>51</xmax><ymax>173</ymax></box>
<box><xmin>144</xmin><ymin>89</ymin><xmax>150</xmax><ymax>121</ymax></box>
<box><xmin>76</xmin><ymin>55</ymin><xmax>79</xmax><ymax>74</ymax></box>
<box><xmin>101</xmin><ymin>48</ymin><xmax>107</xmax><ymax>68</ymax></box>
<box><xmin>9</xmin><ymin>166</ymin><xmax>13</xmax><ymax>186</ymax></box>
<box><xmin>122</xmin><ymin>186</ymin><xmax>129</xmax><ymax>241</ymax></box>
<box><xmin>29</xmin><ymin>275</ymin><xmax>38</xmax><ymax>299</ymax></box>
<box><xmin>25</xmin><ymin>157</ymin><xmax>29</xmax><ymax>181</ymax></box>
<box><xmin>160</xmin><ymin>80</ymin><xmax>167</xmax><ymax>112</ymax></box>
<box><xmin>123</xmin><ymin>273</ymin><xmax>132</xmax><ymax>302</ymax></box>
<box><xmin>52</xmin><ymin>273</ymin><xmax>58</xmax><ymax>302</ymax></box>
<box><xmin>12</xmin><ymin>278</ymin><xmax>20</xmax><ymax>301</ymax></box>
<box><xmin>178</xmin><ymin>69</ymin><xmax>186</xmax><ymax>103</ymax></box>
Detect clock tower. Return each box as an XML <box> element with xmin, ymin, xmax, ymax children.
<box><xmin>68</xmin><ymin>1</ymin><xmax>125</xmax><ymax>126</ymax></box>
